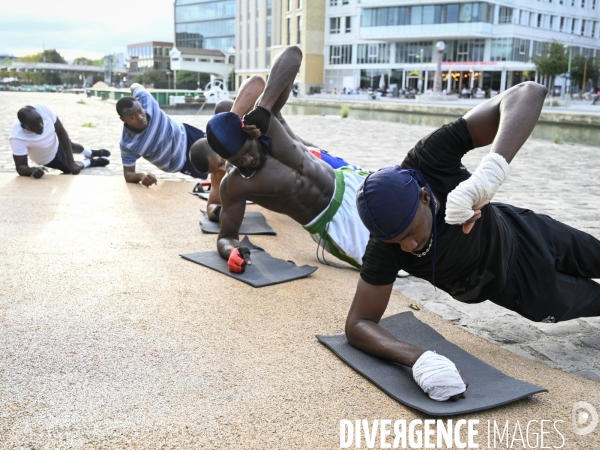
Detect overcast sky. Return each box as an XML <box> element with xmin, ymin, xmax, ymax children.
<box><xmin>0</xmin><ymin>0</ymin><xmax>174</xmax><ymax>61</ymax></box>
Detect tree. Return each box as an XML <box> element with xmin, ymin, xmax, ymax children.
<box><xmin>73</xmin><ymin>57</ymin><xmax>94</xmax><ymax>66</ymax></box>
<box><xmin>176</xmin><ymin>70</ymin><xmax>210</xmax><ymax>88</ymax></box>
<box><xmin>132</xmin><ymin>69</ymin><xmax>166</xmax><ymax>86</ymax></box>
<box><xmin>533</xmin><ymin>40</ymin><xmax>568</xmax><ymax>79</ymax></box>
<box><xmin>18</xmin><ymin>49</ymin><xmax>66</xmax><ymax>64</ymax></box>
<box><xmin>73</xmin><ymin>57</ymin><xmax>104</xmax><ymax>66</ymax></box>
<box><xmin>16</xmin><ymin>50</ymin><xmax>66</xmax><ymax>84</ymax></box>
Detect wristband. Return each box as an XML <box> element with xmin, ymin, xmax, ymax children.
<box><xmin>242</xmin><ymin>106</ymin><xmax>272</xmax><ymax>135</ymax></box>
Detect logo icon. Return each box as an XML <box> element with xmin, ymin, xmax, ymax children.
<box><xmin>572</xmin><ymin>401</ymin><xmax>598</xmax><ymax>436</ymax></box>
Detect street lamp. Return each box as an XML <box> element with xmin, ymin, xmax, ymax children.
<box><xmin>166</xmin><ymin>71</ymin><xmax>171</xmax><ymax>90</ymax></box>
<box><xmin>433</xmin><ymin>41</ymin><xmax>445</xmax><ymax>93</ymax></box>
<box><xmin>417</xmin><ymin>48</ymin><xmax>424</xmax><ymax>93</ymax></box>
<box><xmin>564</xmin><ymin>37</ymin><xmax>573</xmax><ymax>108</ymax></box>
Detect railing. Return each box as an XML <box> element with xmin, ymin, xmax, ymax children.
<box><xmin>0</xmin><ymin>62</ymin><xmax>126</xmax><ymax>74</ymax></box>
<box><xmin>86</xmin><ymin>88</ymin><xmax>205</xmax><ymax>106</ymax></box>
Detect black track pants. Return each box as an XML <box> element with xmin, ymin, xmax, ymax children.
<box><xmin>490</xmin><ymin>204</ymin><xmax>600</xmax><ymax>322</ymax></box>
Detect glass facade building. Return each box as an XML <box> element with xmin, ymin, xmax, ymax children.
<box><xmin>175</xmin><ymin>0</ymin><xmax>236</xmax><ymax>52</ymax></box>
<box><xmin>127</xmin><ymin>42</ymin><xmax>173</xmax><ymax>77</ymax></box>
<box><xmin>324</xmin><ymin>0</ymin><xmax>600</xmax><ymax>93</ymax></box>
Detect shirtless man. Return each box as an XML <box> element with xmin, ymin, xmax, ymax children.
<box><xmin>346</xmin><ymin>81</ymin><xmax>600</xmax><ymax>401</ymax></box>
<box><xmin>203</xmin><ymin>46</ymin><xmax>370</xmax><ymax>272</ymax></box>
<box><xmin>190</xmin><ymin>82</ymin><xmax>359</xmax><ymax>223</ymax></box>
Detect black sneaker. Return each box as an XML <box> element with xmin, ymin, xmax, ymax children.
<box><xmin>91</xmin><ymin>149</ymin><xmax>111</xmax><ymax>157</ymax></box>
<box><xmin>90</xmin><ymin>157</ymin><xmax>110</xmax><ymax>167</ymax></box>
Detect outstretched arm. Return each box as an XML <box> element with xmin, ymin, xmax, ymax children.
<box><xmin>231</xmin><ymin>76</ymin><xmax>266</xmax><ymax>117</ymax></box>
<box><xmin>463</xmin><ymin>81</ymin><xmax>547</xmax><ymax>163</ymax></box>
<box><xmin>12</xmin><ymin>155</ymin><xmax>47</xmax><ymax>178</ymax></box>
<box><xmin>346</xmin><ymin>279</ymin><xmax>425</xmax><ymax>366</ymax></box>
<box><xmin>255</xmin><ymin>46</ymin><xmax>302</xmax><ymax>116</ymax></box>
<box><xmin>130</xmin><ymin>83</ymin><xmax>143</xmax><ymax>94</ymax></box>
<box><xmin>346</xmin><ymin>279</ymin><xmax>468</xmax><ymax>401</ymax></box>
<box><xmin>123</xmin><ymin>164</ymin><xmax>157</xmax><ymax>186</ymax></box>
<box><xmin>242</xmin><ymin>47</ymin><xmax>302</xmax><ymax>134</ymax></box>
<box><xmin>447</xmin><ymin>82</ymin><xmax>547</xmax><ymax>233</ymax></box>
<box><xmin>216</xmin><ymin>177</ymin><xmax>252</xmax><ymax>272</ymax></box>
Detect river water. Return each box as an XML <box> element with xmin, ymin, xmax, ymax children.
<box><xmin>282</xmin><ymin>104</ymin><xmax>600</xmax><ymax>147</ymax></box>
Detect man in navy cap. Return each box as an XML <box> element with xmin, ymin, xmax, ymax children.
<box><xmin>346</xmin><ymin>81</ymin><xmax>600</xmax><ymax>401</ymax></box>
<box><xmin>190</xmin><ymin>81</ymin><xmax>360</xmax><ymax>223</ymax></box>
<box><xmin>202</xmin><ymin>46</ymin><xmax>373</xmax><ymax>273</ymax></box>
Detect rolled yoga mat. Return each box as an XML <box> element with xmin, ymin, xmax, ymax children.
<box><xmin>200</xmin><ymin>210</ymin><xmax>276</xmax><ymax>235</ymax></box>
<box><xmin>181</xmin><ymin>236</ymin><xmax>317</xmax><ymax>287</ymax></box>
<box><xmin>317</xmin><ymin>311</ymin><xmax>546</xmax><ymax>416</ymax></box>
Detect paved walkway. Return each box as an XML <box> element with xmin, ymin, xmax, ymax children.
<box><xmin>3</xmin><ymin>173</ymin><xmax>598</xmax><ymax>448</ymax></box>
<box><xmin>1</xmin><ymin>91</ymin><xmax>599</xmax><ymax>384</ymax></box>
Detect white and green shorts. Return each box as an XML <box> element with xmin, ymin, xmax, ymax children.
<box><xmin>303</xmin><ymin>168</ymin><xmax>370</xmax><ymax>269</ymax></box>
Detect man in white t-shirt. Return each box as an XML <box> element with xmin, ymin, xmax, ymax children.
<box><xmin>9</xmin><ymin>104</ymin><xmax>111</xmax><ymax>179</ymax></box>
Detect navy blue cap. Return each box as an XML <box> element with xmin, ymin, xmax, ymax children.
<box><xmin>206</xmin><ymin>112</ymin><xmax>248</xmax><ymax>159</ymax></box>
<box><xmin>356</xmin><ymin>166</ymin><xmax>422</xmax><ymax>240</ymax></box>
<box><xmin>357</xmin><ymin>165</ymin><xmax>439</xmax><ymax>287</ymax></box>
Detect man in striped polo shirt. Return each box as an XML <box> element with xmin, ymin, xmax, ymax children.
<box><xmin>117</xmin><ymin>83</ymin><xmax>207</xmax><ymax>186</ymax></box>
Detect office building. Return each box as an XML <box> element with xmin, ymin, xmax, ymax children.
<box><xmin>127</xmin><ymin>41</ymin><xmax>173</xmax><ymax>79</ymax></box>
<box><xmin>235</xmin><ymin>0</ymin><xmax>280</xmax><ymax>87</ymax></box>
<box><xmin>174</xmin><ymin>0</ymin><xmax>236</xmax><ymax>53</ymax></box>
<box><xmin>324</xmin><ymin>1</ymin><xmax>600</xmax><ymax>93</ymax></box>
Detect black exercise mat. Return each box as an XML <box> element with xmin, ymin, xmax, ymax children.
<box><xmin>180</xmin><ymin>236</ymin><xmax>317</xmax><ymax>287</ymax></box>
<box><xmin>191</xmin><ymin>191</ymin><xmax>210</xmax><ymax>200</ymax></box>
<box><xmin>199</xmin><ymin>210</ymin><xmax>276</xmax><ymax>235</ymax></box>
<box><xmin>317</xmin><ymin>312</ymin><xmax>546</xmax><ymax>416</ymax></box>
<box><xmin>191</xmin><ymin>190</ymin><xmax>253</xmax><ymax>204</ymax></box>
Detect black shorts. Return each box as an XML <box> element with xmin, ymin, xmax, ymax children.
<box><xmin>44</xmin><ymin>143</ymin><xmax>72</xmax><ymax>174</ymax></box>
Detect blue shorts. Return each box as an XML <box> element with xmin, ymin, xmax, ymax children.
<box><xmin>181</xmin><ymin>123</ymin><xmax>207</xmax><ymax>179</ymax></box>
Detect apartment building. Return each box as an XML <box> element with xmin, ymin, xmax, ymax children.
<box><xmin>235</xmin><ymin>0</ymin><xmax>325</xmax><ymax>93</ymax></box>
<box><xmin>324</xmin><ymin>0</ymin><xmax>600</xmax><ymax>93</ymax></box>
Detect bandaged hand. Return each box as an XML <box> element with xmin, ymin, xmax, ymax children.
<box><xmin>242</xmin><ymin>106</ymin><xmax>271</xmax><ymax>135</ymax></box>
<box><xmin>445</xmin><ymin>153</ymin><xmax>510</xmax><ymax>226</ymax></box>
<box><xmin>228</xmin><ymin>246</ymin><xmax>251</xmax><ymax>273</ymax></box>
<box><xmin>412</xmin><ymin>351</ymin><xmax>467</xmax><ymax>401</ymax></box>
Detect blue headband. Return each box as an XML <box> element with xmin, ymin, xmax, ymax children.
<box><xmin>207</xmin><ymin>112</ymin><xmax>272</xmax><ymax>159</ymax></box>
<box><xmin>356</xmin><ymin>166</ymin><xmax>438</xmax><ymax>283</ymax></box>
<box><xmin>357</xmin><ymin>166</ymin><xmax>426</xmax><ymax>240</ymax></box>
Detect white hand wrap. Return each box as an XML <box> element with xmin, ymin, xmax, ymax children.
<box><xmin>445</xmin><ymin>153</ymin><xmax>510</xmax><ymax>225</ymax></box>
<box><xmin>412</xmin><ymin>351</ymin><xmax>466</xmax><ymax>402</ymax></box>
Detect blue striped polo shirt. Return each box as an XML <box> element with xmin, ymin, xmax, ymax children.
<box><xmin>120</xmin><ymin>87</ymin><xmax>187</xmax><ymax>172</ymax></box>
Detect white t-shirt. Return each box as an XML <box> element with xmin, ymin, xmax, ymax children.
<box><xmin>9</xmin><ymin>103</ymin><xmax>59</xmax><ymax>165</ymax></box>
